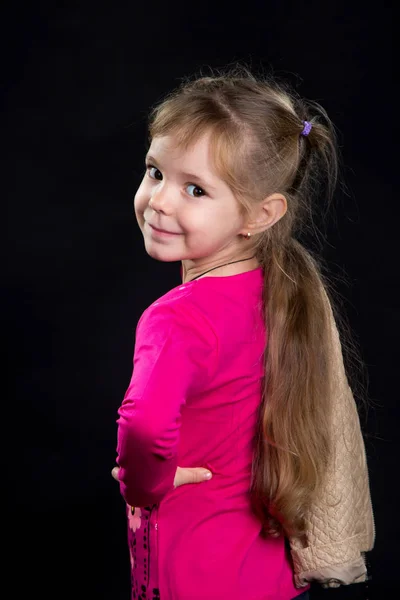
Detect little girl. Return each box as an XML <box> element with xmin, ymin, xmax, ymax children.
<box><xmin>114</xmin><ymin>65</ymin><xmax>375</xmax><ymax>600</ymax></box>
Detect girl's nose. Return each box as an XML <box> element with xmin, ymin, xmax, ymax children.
<box><xmin>149</xmin><ymin>183</ymin><xmax>174</xmax><ymax>213</ymax></box>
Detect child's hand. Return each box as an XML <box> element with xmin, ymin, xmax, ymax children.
<box><xmin>111</xmin><ymin>466</ymin><xmax>120</xmax><ymax>481</ymax></box>
<box><xmin>173</xmin><ymin>466</ymin><xmax>212</xmax><ymax>488</ymax></box>
<box><xmin>111</xmin><ymin>466</ymin><xmax>212</xmax><ymax>488</ymax></box>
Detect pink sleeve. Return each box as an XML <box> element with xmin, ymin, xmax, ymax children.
<box><xmin>116</xmin><ymin>300</ymin><xmax>218</xmax><ymax>507</ymax></box>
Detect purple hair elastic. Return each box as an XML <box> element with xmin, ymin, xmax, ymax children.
<box><xmin>301</xmin><ymin>120</ymin><xmax>312</xmax><ymax>137</ymax></box>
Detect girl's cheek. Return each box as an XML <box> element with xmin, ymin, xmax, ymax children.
<box><xmin>134</xmin><ymin>178</ymin><xmax>150</xmax><ymax>209</ymax></box>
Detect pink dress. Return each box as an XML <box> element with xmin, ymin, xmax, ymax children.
<box><xmin>117</xmin><ymin>267</ymin><xmax>310</xmax><ymax>600</ymax></box>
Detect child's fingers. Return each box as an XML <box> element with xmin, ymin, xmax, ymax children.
<box><xmin>111</xmin><ymin>466</ymin><xmax>120</xmax><ymax>481</ymax></box>
<box><xmin>174</xmin><ymin>467</ymin><xmax>212</xmax><ymax>488</ymax></box>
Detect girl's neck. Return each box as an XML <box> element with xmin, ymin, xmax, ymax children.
<box><xmin>182</xmin><ymin>256</ymin><xmax>260</xmax><ymax>283</ymax></box>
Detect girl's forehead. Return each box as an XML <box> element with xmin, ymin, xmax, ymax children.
<box><xmin>148</xmin><ymin>135</ymin><xmax>181</xmax><ymax>154</ymax></box>
<box><xmin>149</xmin><ymin>132</ymin><xmax>214</xmax><ymax>165</ymax></box>
<box><xmin>150</xmin><ymin>129</ymin><xmax>212</xmax><ymax>152</ymax></box>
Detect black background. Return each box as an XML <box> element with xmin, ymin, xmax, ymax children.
<box><xmin>4</xmin><ymin>2</ymin><xmax>395</xmax><ymax>598</ymax></box>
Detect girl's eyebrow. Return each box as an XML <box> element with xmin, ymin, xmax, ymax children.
<box><xmin>145</xmin><ymin>154</ymin><xmax>217</xmax><ymax>192</ymax></box>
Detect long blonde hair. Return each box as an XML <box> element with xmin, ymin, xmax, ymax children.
<box><xmin>146</xmin><ymin>64</ymin><xmax>368</xmax><ymax>539</ymax></box>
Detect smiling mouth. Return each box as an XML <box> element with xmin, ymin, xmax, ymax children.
<box><xmin>148</xmin><ymin>223</ymin><xmax>181</xmax><ymax>235</ymax></box>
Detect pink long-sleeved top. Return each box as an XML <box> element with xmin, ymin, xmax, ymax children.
<box><xmin>116</xmin><ymin>267</ymin><xmax>309</xmax><ymax>600</ymax></box>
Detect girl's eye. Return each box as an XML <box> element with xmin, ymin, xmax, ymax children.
<box><xmin>146</xmin><ymin>165</ymin><xmax>205</xmax><ymax>198</ymax></box>
<box><xmin>147</xmin><ymin>166</ymin><xmax>162</xmax><ymax>180</ymax></box>
<box><xmin>187</xmin><ymin>184</ymin><xmax>205</xmax><ymax>198</ymax></box>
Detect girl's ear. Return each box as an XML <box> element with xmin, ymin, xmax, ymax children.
<box><xmin>243</xmin><ymin>193</ymin><xmax>288</xmax><ymax>235</ymax></box>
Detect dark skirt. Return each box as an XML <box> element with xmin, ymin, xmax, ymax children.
<box><xmin>293</xmin><ymin>591</ymin><xmax>310</xmax><ymax>600</ymax></box>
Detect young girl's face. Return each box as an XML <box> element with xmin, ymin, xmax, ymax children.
<box><xmin>134</xmin><ymin>131</ymin><xmax>250</xmax><ymax>267</ymax></box>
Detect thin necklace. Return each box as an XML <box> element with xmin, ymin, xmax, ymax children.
<box><xmin>187</xmin><ymin>255</ymin><xmax>257</xmax><ymax>282</ymax></box>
